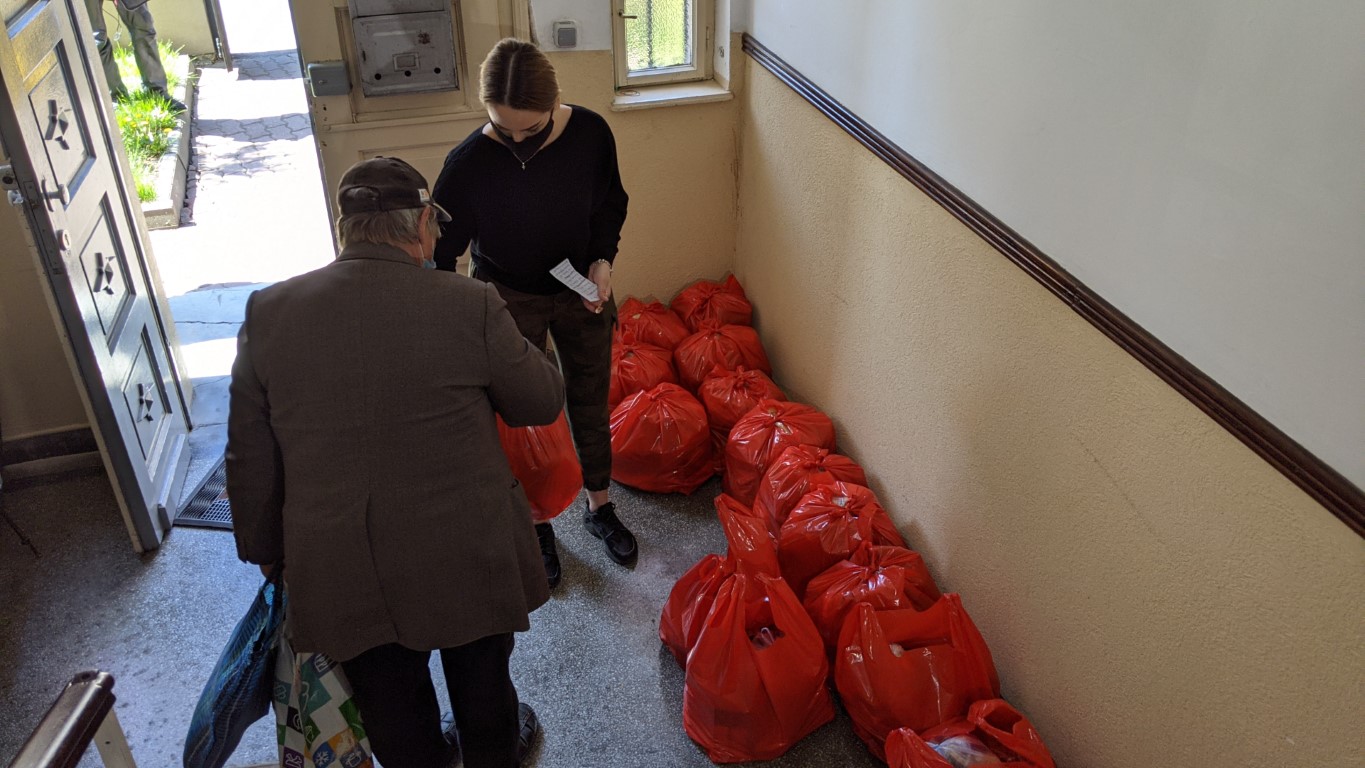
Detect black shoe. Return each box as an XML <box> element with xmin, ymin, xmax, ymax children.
<box><xmin>443</xmin><ymin>706</ymin><xmax>535</xmax><ymax>764</ymax></box>
<box><xmin>517</xmin><ymin>702</ymin><xmax>540</xmax><ymax>764</ymax></box>
<box><xmin>536</xmin><ymin>522</ymin><xmax>561</xmax><ymax>588</ymax></box>
<box><xmin>440</xmin><ymin>711</ymin><xmax>461</xmax><ymax>754</ymax></box>
<box><xmin>583</xmin><ymin>501</ymin><xmax>637</xmax><ymax>565</ymax></box>
<box><xmin>148</xmin><ymin>88</ymin><xmax>187</xmax><ymax>114</ymax></box>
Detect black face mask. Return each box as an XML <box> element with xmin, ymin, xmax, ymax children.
<box><xmin>497</xmin><ymin>117</ymin><xmax>554</xmax><ymax>165</ymax></box>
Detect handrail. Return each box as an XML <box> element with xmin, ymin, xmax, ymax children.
<box><xmin>7</xmin><ymin>671</ymin><xmax>135</xmax><ymax>768</ymax></box>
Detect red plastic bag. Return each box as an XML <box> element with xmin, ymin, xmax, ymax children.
<box><xmin>803</xmin><ymin>543</ymin><xmax>941</xmax><ymax>651</ymax></box>
<box><xmin>698</xmin><ymin>366</ymin><xmax>786</xmax><ymax>463</ymax></box>
<box><xmin>683</xmin><ymin>572</ymin><xmax>834</xmax><ymax>763</ymax></box>
<box><xmin>610</xmin><ymin>383</ymin><xmax>714</xmax><ymax>494</ymax></box>
<box><xmin>777</xmin><ymin>481</ymin><xmax>906</xmax><ymax>598</ymax></box>
<box><xmin>659</xmin><ymin>495</ymin><xmax>779</xmax><ymax>668</ymax></box>
<box><xmin>674</xmin><ymin>325</ymin><xmax>772</xmax><ymax>392</ymax></box>
<box><xmin>496</xmin><ymin>412</ymin><xmax>581</xmax><ymax>523</ymax></box>
<box><xmin>660</xmin><ymin>553</ymin><xmax>731</xmax><ymax>668</ymax></box>
<box><xmin>885</xmin><ymin>699</ymin><xmax>1056</xmax><ymax>768</ymax></box>
<box><xmin>609</xmin><ymin>331</ymin><xmax>677</xmax><ymax>409</ymax></box>
<box><xmin>753</xmin><ymin>444</ymin><xmax>868</xmax><ymax>528</ymax></box>
<box><xmin>723</xmin><ymin>400</ymin><xmax>835</xmax><ymax>506</ymax></box>
<box><xmin>715</xmin><ymin>493</ymin><xmax>779</xmax><ymax>576</ymax></box>
<box><xmin>617</xmin><ymin>297</ymin><xmax>691</xmax><ymax>350</ymax></box>
<box><xmin>835</xmin><ymin>596</ymin><xmax>1001</xmax><ymax>760</ymax></box>
<box><xmin>671</xmin><ymin>275</ymin><xmax>754</xmax><ymax>332</ymax></box>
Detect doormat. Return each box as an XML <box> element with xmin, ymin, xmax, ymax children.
<box><xmin>175</xmin><ymin>458</ymin><xmax>232</xmax><ymax>529</ymax></box>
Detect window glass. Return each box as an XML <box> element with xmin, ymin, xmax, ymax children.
<box><xmin>623</xmin><ymin>0</ymin><xmax>693</xmax><ymax>73</ymax></box>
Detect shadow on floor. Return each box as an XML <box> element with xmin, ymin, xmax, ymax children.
<box><xmin>0</xmin><ymin>472</ymin><xmax>884</xmax><ymax>768</ymax></box>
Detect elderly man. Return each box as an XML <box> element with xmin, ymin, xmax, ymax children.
<box><xmin>228</xmin><ymin>157</ymin><xmax>563</xmax><ymax>768</ymax></box>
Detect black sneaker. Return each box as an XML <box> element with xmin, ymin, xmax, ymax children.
<box><xmin>443</xmin><ymin>704</ymin><xmax>537</xmax><ymax>764</ymax></box>
<box><xmin>148</xmin><ymin>88</ymin><xmax>187</xmax><ymax>114</ymax></box>
<box><xmin>439</xmin><ymin>711</ymin><xmax>461</xmax><ymax>758</ymax></box>
<box><xmin>583</xmin><ymin>501</ymin><xmax>637</xmax><ymax>565</ymax></box>
<box><xmin>536</xmin><ymin>522</ymin><xmax>561</xmax><ymax>588</ymax></box>
<box><xmin>516</xmin><ymin>702</ymin><xmax>540</xmax><ymax>763</ymax></box>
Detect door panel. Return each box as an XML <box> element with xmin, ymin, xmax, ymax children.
<box><xmin>76</xmin><ymin>204</ymin><xmax>134</xmax><ymax>344</ymax></box>
<box><xmin>0</xmin><ymin>0</ymin><xmax>189</xmax><ymax>551</ymax></box>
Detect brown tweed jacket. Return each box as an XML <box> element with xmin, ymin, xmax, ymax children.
<box><xmin>227</xmin><ymin>241</ymin><xmax>562</xmax><ymax>661</ymax></box>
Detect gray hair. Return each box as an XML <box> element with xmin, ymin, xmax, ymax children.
<box><xmin>336</xmin><ymin>207</ymin><xmax>432</xmax><ymax>248</ymax></box>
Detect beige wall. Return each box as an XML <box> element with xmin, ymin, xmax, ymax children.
<box><xmin>294</xmin><ymin>4</ymin><xmax>738</xmax><ymax>302</ymax></box>
<box><xmin>144</xmin><ymin>0</ymin><xmax>215</xmax><ymax>57</ymax></box>
<box><xmin>548</xmin><ymin>51</ymin><xmax>737</xmax><ymax>300</ymax></box>
<box><xmin>0</xmin><ymin>201</ymin><xmax>88</xmax><ymax>442</ymax></box>
<box><xmin>735</xmin><ymin>59</ymin><xmax>1365</xmax><ymax>768</ymax></box>
<box><xmin>91</xmin><ymin>0</ymin><xmax>217</xmax><ymax>58</ymax></box>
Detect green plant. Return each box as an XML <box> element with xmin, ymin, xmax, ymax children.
<box><xmin>111</xmin><ymin>42</ymin><xmax>188</xmax><ymax>203</ymax></box>
<box><xmin>115</xmin><ymin>93</ymin><xmax>179</xmax><ymax>155</ymax></box>
<box><xmin>113</xmin><ymin>40</ymin><xmax>185</xmax><ymax>92</ymax></box>
<box><xmin>126</xmin><ymin>148</ymin><xmax>158</xmax><ymax>202</ymax></box>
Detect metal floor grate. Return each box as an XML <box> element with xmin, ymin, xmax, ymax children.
<box><xmin>175</xmin><ymin>458</ymin><xmax>232</xmax><ymax>529</ymax></box>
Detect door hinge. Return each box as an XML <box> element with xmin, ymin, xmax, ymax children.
<box><xmin>0</xmin><ymin>163</ymin><xmax>21</xmax><ymax>205</ymax></box>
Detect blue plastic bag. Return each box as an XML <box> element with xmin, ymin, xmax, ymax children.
<box><xmin>184</xmin><ymin>575</ymin><xmax>286</xmax><ymax>768</ymax></box>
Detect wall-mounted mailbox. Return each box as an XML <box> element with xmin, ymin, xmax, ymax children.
<box><xmin>348</xmin><ymin>0</ymin><xmax>459</xmax><ymax>97</ymax></box>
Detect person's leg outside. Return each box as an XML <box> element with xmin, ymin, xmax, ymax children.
<box><xmin>547</xmin><ymin>291</ymin><xmax>637</xmax><ymax>565</ymax></box>
<box><xmin>114</xmin><ymin>1</ymin><xmax>167</xmax><ymax>91</ymax></box>
<box><xmin>440</xmin><ymin>632</ymin><xmax>526</xmax><ymax>768</ymax></box>
<box><xmin>339</xmin><ymin>643</ymin><xmax>456</xmax><ymax>768</ymax></box>
<box><xmin>478</xmin><ymin>272</ymin><xmax>565</xmax><ymax>588</ymax></box>
<box><xmin>83</xmin><ymin>0</ymin><xmax>128</xmax><ymax>99</ymax></box>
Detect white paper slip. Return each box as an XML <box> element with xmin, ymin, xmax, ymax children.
<box><xmin>550</xmin><ymin>259</ymin><xmax>600</xmax><ymax>302</ymax></box>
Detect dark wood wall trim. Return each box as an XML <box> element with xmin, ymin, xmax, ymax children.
<box><xmin>741</xmin><ymin>34</ymin><xmax>1365</xmax><ymax>537</ymax></box>
<box><xmin>2</xmin><ymin>427</ymin><xmax>98</xmax><ymax>466</ymax></box>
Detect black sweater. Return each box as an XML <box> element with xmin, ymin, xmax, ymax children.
<box><xmin>431</xmin><ymin>105</ymin><xmax>629</xmax><ymax>295</ymax></box>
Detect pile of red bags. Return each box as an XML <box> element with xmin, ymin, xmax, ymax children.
<box><xmin>803</xmin><ymin>542</ymin><xmax>941</xmax><ymax>651</ymax></box>
<box><xmin>609</xmin><ymin>330</ymin><xmax>677</xmax><ymax>409</ymax></box>
<box><xmin>723</xmin><ymin>400</ymin><xmax>836</xmax><ymax>505</ymax></box>
<box><xmin>778</xmin><ymin>481</ymin><xmax>906</xmax><ymax>598</ymax></box>
<box><xmin>660</xmin><ymin>494</ymin><xmax>778</xmax><ymax>667</ymax></box>
<box><xmin>496</xmin><ymin>412</ymin><xmax>580</xmax><ymax>522</ymax></box>
<box><xmin>662</xmin><ymin>495</ymin><xmax>832</xmax><ymax>763</ymax></box>
<box><xmin>638</xmin><ymin>274</ymin><xmax>1054</xmax><ymax>765</ymax></box>
<box><xmin>683</xmin><ymin>572</ymin><xmax>834</xmax><ymax>763</ymax></box>
<box><xmin>609</xmin><ymin>383</ymin><xmax>713</xmax><ymax>494</ymax></box>
<box><xmin>617</xmin><ymin>296</ymin><xmax>691</xmax><ymax>350</ymax></box>
<box><xmin>698</xmin><ymin>366</ymin><xmax>786</xmax><ymax>462</ymax></box>
<box><xmin>836</xmin><ymin>597</ymin><xmax>1001</xmax><ymax>760</ymax></box>
<box><xmin>885</xmin><ymin>699</ymin><xmax>1056</xmax><ymax>768</ymax></box>
<box><xmin>671</xmin><ymin>275</ymin><xmax>753</xmax><ymax>331</ymax></box>
<box><xmin>675</xmin><ymin>324</ymin><xmax>772</xmax><ymax>391</ymax></box>
<box><xmin>753</xmin><ymin>444</ymin><xmax>868</xmax><ymax>528</ymax></box>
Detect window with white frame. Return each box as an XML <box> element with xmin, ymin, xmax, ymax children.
<box><xmin>612</xmin><ymin>0</ymin><xmax>714</xmax><ymax>88</ymax></box>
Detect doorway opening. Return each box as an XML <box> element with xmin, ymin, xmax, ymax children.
<box><xmin>143</xmin><ymin>0</ymin><xmax>332</xmax><ymax>504</ymax></box>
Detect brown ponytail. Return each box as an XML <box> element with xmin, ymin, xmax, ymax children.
<box><xmin>479</xmin><ymin>38</ymin><xmax>560</xmax><ymax>111</ymax></box>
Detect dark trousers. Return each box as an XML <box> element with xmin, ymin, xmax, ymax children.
<box><xmin>339</xmin><ymin>633</ymin><xmax>519</xmax><ymax>768</ymax></box>
<box><xmin>482</xmin><ymin>277</ymin><xmax>616</xmax><ymax>492</ymax></box>
<box><xmin>84</xmin><ymin>0</ymin><xmax>168</xmax><ymax>96</ymax></box>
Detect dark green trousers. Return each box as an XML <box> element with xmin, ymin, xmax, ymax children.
<box><xmin>481</xmin><ymin>277</ymin><xmax>617</xmax><ymax>492</ymax></box>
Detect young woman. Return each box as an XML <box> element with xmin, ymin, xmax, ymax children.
<box><xmin>432</xmin><ymin>39</ymin><xmax>634</xmax><ymax>588</ymax></box>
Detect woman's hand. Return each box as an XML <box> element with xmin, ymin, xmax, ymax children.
<box><xmin>585</xmin><ymin>259</ymin><xmax>613</xmax><ymax>313</ymax></box>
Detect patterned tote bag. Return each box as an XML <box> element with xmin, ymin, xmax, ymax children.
<box><xmin>273</xmin><ymin>638</ymin><xmax>375</xmax><ymax>768</ymax></box>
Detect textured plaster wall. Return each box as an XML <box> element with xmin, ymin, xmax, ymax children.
<box><xmin>546</xmin><ymin>51</ymin><xmax>738</xmax><ymax>301</ymax></box>
<box><xmin>309</xmin><ymin>52</ymin><xmax>737</xmax><ymax>303</ymax></box>
<box><xmin>734</xmin><ymin>59</ymin><xmax>1365</xmax><ymax>768</ymax></box>
<box><xmin>0</xmin><ymin>200</ymin><xmax>88</xmax><ymax>441</ymax></box>
<box><xmin>510</xmin><ymin>51</ymin><xmax>740</xmax><ymax>301</ymax></box>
